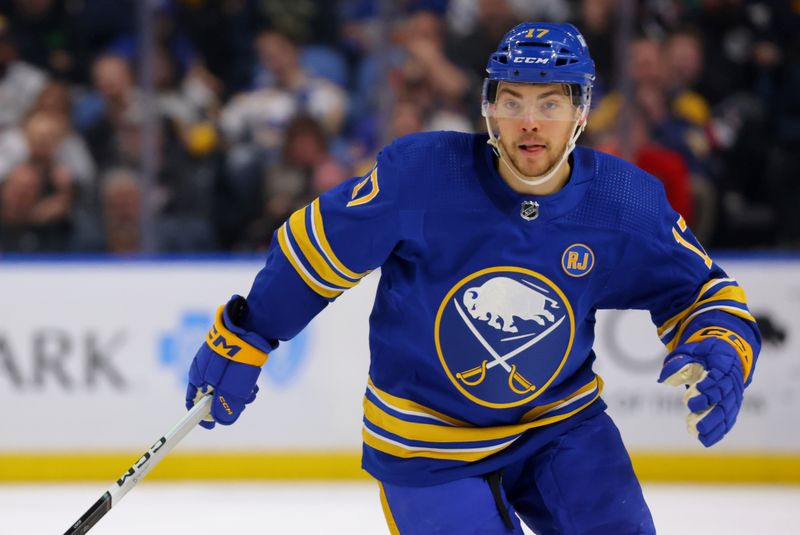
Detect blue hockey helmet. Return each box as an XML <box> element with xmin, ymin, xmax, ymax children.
<box><xmin>482</xmin><ymin>22</ymin><xmax>595</xmax><ymax>111</ymax></box>
<box><xmin>481</xmin><ymin>23</ymin><xmax>596</xmax><ymax>188</ymax></box>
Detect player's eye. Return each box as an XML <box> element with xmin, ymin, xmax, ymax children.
<box><xmin>541</xmin><ymin>100</ymin><xmax>561</xmax><ymax>111</ymax></box>
<box><xmin>501</xmin><ymin>99</ymin><xmax>522</xmax><ymax>113</ymax></box>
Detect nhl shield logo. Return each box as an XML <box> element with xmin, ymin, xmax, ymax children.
<box><xmin>435</xmin><ymin>266</ymin><xmax>575</xmax><ymax>408</ymax></box>
<box><xmin>520</xmin><ymin>200</ymin><xmax>539</xmax><ymax>221</ymax></box>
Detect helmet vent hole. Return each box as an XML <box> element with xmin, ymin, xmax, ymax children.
<box><xmin>559</xmin><ymin>47</ymin><xmax>570</xmax><ymax>53</ymax></box>
<box><xmin>555</xmin><ymin>58</ymin><xmax>567</xmax><ymax>66</ymax></box>
<box><xmin>518</xmin><ymin>42</ymin><xmax>549</xmax><ymax>48</ymax></box>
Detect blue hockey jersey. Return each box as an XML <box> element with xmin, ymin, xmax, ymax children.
<box><xmin>243</xmin><ymin>131</ymin><xmax>760</xmax><ymax>486</ymax></box>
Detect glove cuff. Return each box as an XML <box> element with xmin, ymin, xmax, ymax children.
<box><xmin>684</xmin><ymin>326</ymin><xmax>753</xmax><ymax>382</ymax></box>
<box><xmin>205</xmin><ymin>296</ymin><xmax>272</xmax><ymax>367</ymax></box>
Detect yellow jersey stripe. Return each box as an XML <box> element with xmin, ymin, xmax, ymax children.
<box><xmin>364</xmin><ymin>378</ymin><xmax>602</xmax><ymax>445</ymax></box>
<box><xmin>657</xmin><ymin>278</ymin><xmax>733</xmax><ymax>337</ymax></box>
<box><xmin>288</xmin><ymin>207</ymin><xmax>359</xmax><ymax>290</ymax></box>
<box><xmin>521</xmin><ymin>376</ymin><xmax>602</xmax><ymax>421</ymax></box>
<box><xmin>660</xmin><ymin>292</ymin><xmax>752</xmax><ymax>347</ymax></box>
<box><xmin>658</xmin><ymin>281</ymin><xmax>745</xmax><ymax>338</ymax></box>
<box><xmin>310</xmin><ymin>199</ymin><xmax>368</xmax><ymax>280</ymax></box>
<box><xmin>362</xmin><ymin>425</ymin><xmax>517</xmax><ymax>462</ymax></box>
<box><xmin>667</xmin><ymin>306</ymin><xmax>757</xmax><ymax>352</ymax></box>
<box><xmin>362</xmin><ymin>389</ymin><xmax>601</xmax><ymax>461</ymax></box>
<box><xmin>277</xmin><ymin>224</ymin><xmax>342</xmax><ymax>299</ymax></box>
<box><xmin>364</xmin><ymin>399</ymin><xmax>514</xmax><ymax>443</ymax></box>
<box><xmin>378</xmin><ymin>483</ymin><xmax>401</xmax><ymax>535</ymax></box>
<box><xmin>367</xmin><ymin>377</ymin><xmax>468</xmax><ymax>426</ymax></box>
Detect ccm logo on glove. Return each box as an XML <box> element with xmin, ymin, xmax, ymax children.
<box><xmin>208</xmin><ymin>325</ymin><xmax>242</xmax><ymax>358</ymax></box>
<box><xmin>218</xmin><ymin>395</ymin><xmax>234</xmax><ymax>416</ymax></box>
<box><xmin>685</xmin><ymin>326</ymin><xmax>753</xmax><ymax>381</ymax></box>
<box><xmin>205</xmin><ymin>304</ymin><xmax>269</xmax><ymax>367</ymax></box>
<box><xmin>186</xmin><ymin>295</ymin><xmax>276</xmax><ymax>429</ymax></box>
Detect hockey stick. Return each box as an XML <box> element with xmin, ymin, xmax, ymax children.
<box><xmin>64</xmin><ymin>394</ymin><xmax>213</xmax><ymax>534</ymax></box>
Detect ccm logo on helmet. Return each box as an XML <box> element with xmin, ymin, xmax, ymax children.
<box><xmin>513</xmin><ymin>57</ymin><xmax>549</xmax><ymax>64</ymax></box>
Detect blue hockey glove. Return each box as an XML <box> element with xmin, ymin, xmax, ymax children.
<box><xmin>186</xmin><ymin>295</ymin><xmax>275</xmax><ymax>429</ymax></box>
<box><xmin>658</xmin><ymin>327</ymin><xmax>753</xmax><ymax>447</ymax></box>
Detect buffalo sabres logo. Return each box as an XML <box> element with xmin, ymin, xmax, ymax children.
<box><xmin>435</xmin><ymin>267</ymin><xmax>574</xmax><ymax>408</ymax></box>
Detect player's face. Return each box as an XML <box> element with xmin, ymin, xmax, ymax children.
<box><xmin>491</xmin><ymin>82</ymin><xmax>579</xmax><ymax>177</ymax></box>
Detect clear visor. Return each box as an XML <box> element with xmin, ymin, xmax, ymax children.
<box><xmin>482</xmin><ymin>85</ymin><xmax>585</xmax><ymax>122</ymax></box>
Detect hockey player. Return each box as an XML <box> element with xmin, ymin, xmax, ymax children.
<box><xmin>186</xmin><ymin>23</ymin><xmax>760</xmax><ymax>534</ymax></box>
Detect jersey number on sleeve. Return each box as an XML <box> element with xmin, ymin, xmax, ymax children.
<box><xmin>347</xmin><ymin>167</ymin><xmax>380</xmax><ymax>207</ymax></box>
<box><xmin>672</xmin><ymin>215</ymin><xmax>712</xmax><ymax>268</ymax></box>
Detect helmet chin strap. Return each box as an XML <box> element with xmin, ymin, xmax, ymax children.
<box><xmin>485</xmin><ymin>111</ymin><xmax>588</xmax><ymax>188</ymax></box>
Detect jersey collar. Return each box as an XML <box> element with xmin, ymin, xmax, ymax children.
<box><xmin>477</xmin><ymin>134</ymin><xmax>595</xmax><ymax>222</ymax></box>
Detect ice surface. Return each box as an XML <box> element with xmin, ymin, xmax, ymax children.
<box><xmin>3</xmin><ymin>482</ymin><xmax>799</xmax><ymax>534</ymax></box>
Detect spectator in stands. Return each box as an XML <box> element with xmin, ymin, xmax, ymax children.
<box><xmin>447</xmin><ymin>0</ymin><xmax>568</xmax><ymax>41</ymax></box>
<box><xmin>106</xmin><ymin>0</ymin><xmax>197</xmax><ymax>77</ymax></box>
<box><xmin>33</xmin><ymin>78</ymin><xmax>72</xmax><ymax>116</ymax></box>
<box><xmin>171</xmin><ymin>0</ymin><xmax>255</xmax><ymax>96</ymax></box>
<box><xmin>0</xmin><ymin>161</ymin><xmax>73</xmax><ymax>252</ymax></box>
<box><xmin>0</xmin><ymin>109</ymin><xmax>95</xmax><ymax>197</ymax></box>
<box><xmin>588</xmin><ymin>37</ymin><xmax>664</xmax><ymax>141</ymax></box>
<box><xmin>664</xmin><ymin>29</ymin><xmax>712</xmax><ymax>128</ymax></box>
<box><xmin>153</xmin><ymin>45</ymin><xmax>221</xmax><ymax>132</ymax></box>
<box><xmin>765</xmin><ymin>32</ymin><xmax>800</xmax><ymax>247</ymax></box>
<box><xmin>392</xmin><ymin>9</ymin><xmax>470</xmax><ymax>132</ymax></box>
<box><xmin>0</xmin><ymin>15</ymin><xmax>47</xmax><ymax>130</ymax></box>
<box><xmin>397</xmin><ymin>9</ymin><xmax>467</xmax><ymax>105</ymax></box>
<box><xmin>590</xmin><ymin>36</ymin><xmax>710</xmax><ymax>176</ymax></box>
<box><xmin>448</xmin><ymin>0</ymin><xmax>526</xmax><ymax>90</ymax></box>
<box><xmin>0</xmin><ymin>0</ymin><xmax>79</xmax><ymax>80</ymax></box>
<box><xmin>72</xmin><ymin>167</ymin><xmax>217</xmax><ymax>254</ymax></box>
<box><xmin>574</xmin><ymin>0</ymin><xmax>616</xmax><ymax>91</ymax></box>
<box><xmin>251</xmin><ymin>0</ymin><xmax>341</xmax><ymax>45</ymax></box>
<box><xmin>94</xmin><ymin>167</ymin><xmax>141</xmax><ymax>254</ymax></box>
<box><xmin>77</xmin><ymin>53</ymin><xmax>141</xmax><ymax>169</ymax></box>
<box><xmin>220</xmin><ymin>28</ymin><xmax>347</xmax><ymax>160</ymax></box>
<box><xmin>152</xmin><ymin>43</ymin><xmax>223</xmax><ymax>221</ymax></box>
<box><xmin>596</xmin><ymin>107</ymin><xmax>694</xmax><ymax>226</ymax></box>
<box><xmin>237</xmin><ymin>115</ymin><xmax>348</xmax><ymax>249</ymax></box>
<box><xmin>680</xmin><ymin>1</ymin><xmax>749</xmax><ymax>107</ymax></box>
<box><xmin>389</xmin><ymin>99</ymin><xmax>426</xmax><ymax>141</ymax></box>
<box><xmin>0</xmin><ymin>0</ymin><xmax>794</xmax><ymax>253</ymax></box>
<box><xmin>74</xmin><ymin>50</ymin><xmax>209</xmax><ymax>223</ymax></box>
<box><xmin>97</xmin><ymin>112</ymin><xmax>210</xmax><ymax>221</ymax></box>
<box><xmin>218</xmin><ymin>28</ymin><xmax>348</xmax><ymax>247</ymax></box>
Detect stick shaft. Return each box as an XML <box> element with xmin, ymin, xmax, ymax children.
<box><xmin>64</xmin><ymin>396</ymin><xmax>212</xmax><ymax>534</ymax></box>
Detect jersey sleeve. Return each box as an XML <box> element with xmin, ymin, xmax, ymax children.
<box><xmin>241</xmin><ymin>154</ymin><xmax>404</xmax><ymax>342</ymax></box>
<box><xmin>598</xmin><ymin>183</ymin><xmax>761</xmax><ymax>386</ymax></box>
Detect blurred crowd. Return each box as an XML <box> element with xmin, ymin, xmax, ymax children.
<box><xmin>0</xmin><ymin>0</ymin><xmax>798</xmax><ymax>255</ymax></box>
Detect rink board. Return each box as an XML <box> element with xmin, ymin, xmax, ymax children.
<box><xmin>1</xmin><ymin>256</ymin><xmax>798</xmax><ymax>481</ymax></box>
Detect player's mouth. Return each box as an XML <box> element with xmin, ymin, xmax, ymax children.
<box><xmin>518</xmin><ymin>142</ymin><xmax>546</xmax><ymax>155</ymax></box>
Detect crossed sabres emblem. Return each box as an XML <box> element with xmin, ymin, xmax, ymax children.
<box><xmin>453</xmin><ymin>277</ymin><xmax>565</xmax><ymax>395</ymax></box>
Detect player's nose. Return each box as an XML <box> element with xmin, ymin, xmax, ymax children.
<box><xmin>519</xmin><ymin>111</ymin><xmax>542</xmax><ymax>130</ymax></box>
<box><xmin>520</xmin><ymin>119</ymin><xmax>541</xmax><ymax>132</ymax></box>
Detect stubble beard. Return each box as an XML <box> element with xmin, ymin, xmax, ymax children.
<box><xmin>499</xmin><ymin>136</ymin><xmax>556</xmax><ymax>178</ymax></box>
